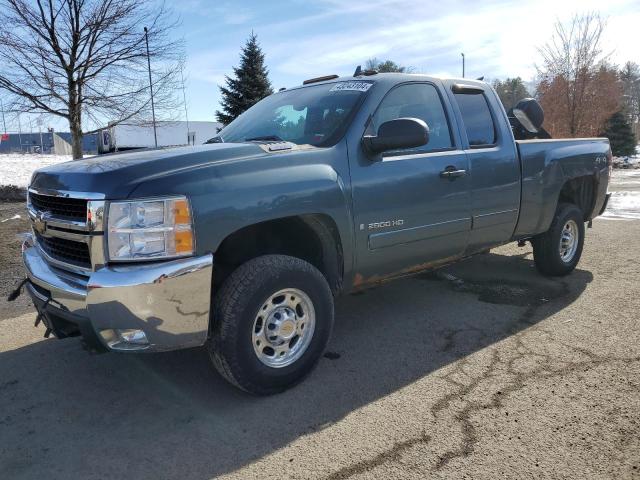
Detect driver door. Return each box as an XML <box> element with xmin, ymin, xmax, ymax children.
<box><xmin>348</xmin><ymin>82</ymin><xmax>471</xmax><ymax>283</ymax></box>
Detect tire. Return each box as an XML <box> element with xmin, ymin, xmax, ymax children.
<box><xmin>208</xmin><ymin>254</ymin><xmax>334</xmax><ymax>395</ymax></box>
<box><xmin>532</xmin><ymin>203</ymin><xmax>585</xmax><ymax>276</ymax></box>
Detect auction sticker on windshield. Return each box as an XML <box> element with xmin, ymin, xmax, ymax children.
<box><xmin>329</xmin><ymin>81</ymin><xmax>372</xmax><ymax>92</ymax></box>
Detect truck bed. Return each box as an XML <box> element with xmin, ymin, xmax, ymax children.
<box><xmin>513</xmin><ymin>138</ymin><xmax>611</xmax><ymax>238</ymax></box>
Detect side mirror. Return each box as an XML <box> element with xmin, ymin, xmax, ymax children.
<box><xmin>508</xmin><ymin>98</ymin><xmax>551</xmax><ymax>140</ymax></box>
<box><xmin>510</xmin><ymin>98</ymin><xmax>544</xmax><ymax>133</ymax></box>
<box><xmin>362</xmin><ymin>118</ymin><xmax>429</xmax><ymax>155</ymax></box>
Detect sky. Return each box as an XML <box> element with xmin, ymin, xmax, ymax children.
<box><xmin>175</xmin><ymin>0</ymin><xmax>640</xmax><ymax>124</ymax></box>
<box><xmin>2</xmin><ymin>0</ymin><xmax>639</xmax><ymax>132</ymax></box>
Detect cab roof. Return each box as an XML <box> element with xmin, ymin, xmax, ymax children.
<box><xmin>290</xmin><ymin>72</ymin><xmax>487</xmax><ymax>92</ymax></box>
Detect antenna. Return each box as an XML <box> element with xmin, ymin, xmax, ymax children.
<box><xmin>18</xmin><ymin>114</ymin><xmax>22</xmax><ymax>152</ymax></box>
<box><xmin>0</xmin><ymin>98</ymin><xmax>6</xmax><ymax>134</ymax></box>
<box><xmin>180</xmin><ymin>65</ymin><xmax>190</xmax><ymax>145</ymax></box>
<box><xmin>353</xmin><ymin>65</ymin><xmax>362</xmax><ymax>77</ymax></box>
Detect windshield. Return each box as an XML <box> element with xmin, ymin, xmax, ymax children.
<box><xmin>211</xmin><ymin>81</ymin><xmax>372</xmax><ymax>147</ymax></box>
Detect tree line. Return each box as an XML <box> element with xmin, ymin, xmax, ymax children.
<box><xmin>536</xmin><ymin>13</ymin><xmax>637</xmax><ymax>156</ymax></box>
<box><xmin>471</xmin><ymin>14</ymin><xmax>638</xmax><ymax>156</ymax></box>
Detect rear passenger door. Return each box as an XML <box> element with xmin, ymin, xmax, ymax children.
<box><xmin>446</xmin><ymin>82</ymin><xmax>521</xmax><ymax>253</ymax></box>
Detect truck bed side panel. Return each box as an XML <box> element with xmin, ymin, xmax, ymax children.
<box><xmin>513</xmin><ymin>138</ymin><xmax>610</xmax><ymax>238</ymax></box>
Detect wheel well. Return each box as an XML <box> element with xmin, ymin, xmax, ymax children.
<box><xmin>558</xmin><ymin>176</ymin><xmax>597</xmax><ymax>221</ymax></box>
<box><xmin>214</xmin><ymin>215</ymin><xmax>343</xmax><ymax>294</ymax></box>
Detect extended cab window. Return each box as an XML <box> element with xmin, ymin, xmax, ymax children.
<box><xmin>453</xmin><ymin>93</ymin><xmax>496</xmax><ymax>147</ymax></box>
<box><xmin>371</xmin><ymin>83</ymin><xmax>453</xmax><ymax>152</ymax></box>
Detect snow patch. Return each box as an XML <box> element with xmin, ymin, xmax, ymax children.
<box><xmin>0</xmin><ymin>153</ymin><xmax>75</xmax><ymax>188</ymax></box>
<box><xmin>602</xmin><ymin>170</ymin><xmax>640</xmax><ymax>220</ymax></box>
<box><xmin>1</xmin><ymin>214</ymin><xmax>21</xmax><ymax>223</ymax></box>
<box><xmin>601</xmin><ymin>191</ymin><xmax>640</xmax><ymax>220</ymax></box>
<box><xmin>610</xmin><ymin>169</ymin><xmax>640</xmax><ymax>186</ymax></box>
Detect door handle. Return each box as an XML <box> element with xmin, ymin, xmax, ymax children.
<box><xmin>440</xmin><ymin>166</ymin><xmax>467</xmax><ymax>179</ymax></box>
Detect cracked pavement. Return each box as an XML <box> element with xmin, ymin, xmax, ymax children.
<box><xmin>1</xmin><ymin>213</ymin><xmax>639</xmax><ymax>479</ymax></box>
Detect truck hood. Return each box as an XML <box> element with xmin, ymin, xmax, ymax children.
<box><xmin>30</xmin><ymin>143</ymin><xmax>270</xmax><ymax>198</ymax></box>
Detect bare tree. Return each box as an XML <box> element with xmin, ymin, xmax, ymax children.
<box><xmin>0</xmin><ymin>0</ymin><xmax>184</xmax><ymax>158</ymax></box>
<box><xmin>537</xmin><ymin>64</ymin><xmax>621</xmax><ymax>138</ymax></box>
<box><xmin>536</xmin><ymin>12</ymin><xmax>619</xmax><ymax>137</ymax></box>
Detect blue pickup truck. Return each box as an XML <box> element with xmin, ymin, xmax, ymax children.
<box><xmin>20</xmin><ymin>72</ymin><xmax>611</xmax><ymax>394</ymax></box>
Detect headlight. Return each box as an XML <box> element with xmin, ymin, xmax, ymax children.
<box><xmin>107</xmin><ymin>196</ymin><xmax>194</xmax><ymax>261</ymax></box>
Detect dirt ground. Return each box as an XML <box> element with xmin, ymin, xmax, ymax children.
<box><xmin>0</xmin><ymin>191</ymin><xmax>639</xmax><ymax>479</ymax></box>
<box><xmin>0</xmin><ymin>201</ymin><xmax>31</xmax><ymax>319</ymax></box>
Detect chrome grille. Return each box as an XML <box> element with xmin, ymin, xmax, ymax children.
<box><xmin>27</xmin><ymin>189</ymin><xmax>106</xmax><ymax>272</ymax></box>
<box><xmin>35</xmin><ymin>232</ymin><xmax>91</xmax><ymax>269</ymax></box>
<box><xmin>29</xmin><ymin>192</ymin><xmax>88</xmax><ymax>222</ymax></box>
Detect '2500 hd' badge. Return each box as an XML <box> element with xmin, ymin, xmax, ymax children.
<box><xmin>360</xmin><ymin>219</ymin><xmax>404</xmax><ymax>230</ymax></box>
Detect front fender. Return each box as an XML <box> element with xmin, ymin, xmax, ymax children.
<box><xmin>193</xmin><ymin>162</ymin><xmax>353</xmax><ymax>254</ymax></box>
<box><xmin>128</xmin><ymin>145</ymin><xmax>354</xmax><ymax>280</ymax></box>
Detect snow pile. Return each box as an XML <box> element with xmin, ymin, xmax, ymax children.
<box><xmin>601</xmin><ymin>170</ymin><xmax>640</xmax><ymax>220</ymax></box>
<box><xmin>609</xmin><ymin>169</ymin><xmax>640</xmax><ymax>188</ymax></box>
<box><xmin>602</xmin><ymin>191</ymin><xmax>640</xmax><ymax>220</ymax></box>
<box><xmin>0</xmin><ymin>153</ymin><xmax>74</xmax><ymax>188</ymax></box>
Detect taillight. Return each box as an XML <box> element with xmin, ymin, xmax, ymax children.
<box><xmin>607</xmin><ymin>148</ymin><xmax>613</xmax><ymax>176</ymax></box>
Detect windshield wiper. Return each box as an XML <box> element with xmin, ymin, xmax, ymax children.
<box><xmin>245</xmin><ymin>135</ymin><xmax>284</xmax><ymax>142</ymax></box>
<box><xmin>205</xmin><ymin>136</ymin><xmax>223</xmax><ymax>144</ymax></box>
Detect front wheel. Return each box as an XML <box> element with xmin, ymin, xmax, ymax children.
<box><xmin>208</xmin><ymin>255</ymin><xmax>334</xmax><ymax>395</ymax></box>
<box><xmin>532</xmin><ymin>203</ymin><xmax>585</xmax><ymax>276</ymax></box>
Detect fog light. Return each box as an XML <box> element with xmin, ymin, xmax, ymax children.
<box><xmin>100</xmin><ymin>328</ymin><xmax>149</xmax><ymax>351</ymax></box>
<box><xmin>118</xmin><ymin>329</ymin><xmax>148</xmax><ymax>345</ymax></box>
<box><xmin>19</xmin><ymin>232</ymin><xmax>34</xmax><ymax>252</ymax></box>
<box><xmin>99</xmin><ymin>329</ymin><xmax>118</xmax><ymax>344</ymax></box>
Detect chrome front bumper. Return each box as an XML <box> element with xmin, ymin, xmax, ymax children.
<box><xmin>22</xmin><ymin>235</ymin><xmax>213</xmax><ymax>352</ymax></box>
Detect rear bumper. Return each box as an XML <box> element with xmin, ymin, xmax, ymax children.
<box><xmin>22</xmin><ymin>234</ymin><xmax>213</xmax><ymax>352</ymax></box>
<box><xmin>598</xmin><ymin>193</ymin><xmax>611</xmax><ymax>216</ymax></box>
<box><xmin>590</xmin><ymin>166</ymin><xmax>611</xmax><ymax>220</ymax></box>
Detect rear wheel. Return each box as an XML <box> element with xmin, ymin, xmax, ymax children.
<box><xmin>532</xmin><ymin>203</ymin><xmax>585</xmax><ymax>276</ymax></box>
<box><xmin>208</xmin><ymin>255</ymin><xmax>334</xmax><ymax>395</ymax></box>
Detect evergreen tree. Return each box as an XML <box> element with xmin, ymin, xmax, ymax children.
<box><xmin>492</xmin><ymin>77</ymin><xmax>531</xmax><ymax>111</ymax></box>
<box><xmin>216</xmin><ymin>33</ymin><xmax>273</xmax><ymax>125</ymax></box>
<box><xmin>601</xmin><ymin>111</ymin><xmax>636</xmax><ymax>156</ymax></box>
<box><xmin>620</xmin><ymin>61</ymin><xmax>640</xmax><ymax>123</ymax></box>
<box><xmin>365</xmin><ymin>58</ymin><xmax>410</xmax><ymax>73</ymax></box>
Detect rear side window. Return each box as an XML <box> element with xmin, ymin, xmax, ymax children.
<box><xmin>453</xmin><ymin>93</ymin><xmax>496</xmax><ymax>147</ymax></box>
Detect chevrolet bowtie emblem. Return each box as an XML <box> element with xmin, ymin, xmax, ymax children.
<box><xmin>33</xmin><ymin>211</ymin><xmax>47</xmax><ymax>235</ymax></box>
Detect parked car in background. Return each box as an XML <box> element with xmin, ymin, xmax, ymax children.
<box><xmin>615</xmin><ymin>156</ymin><xmax>640</xmax><ymax>169</ymax></box>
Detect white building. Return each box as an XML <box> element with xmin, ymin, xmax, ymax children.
<box><xmin>98</xmin><ymin>121</ymin><xmax>222</xmax><ymax>153</ymax></box>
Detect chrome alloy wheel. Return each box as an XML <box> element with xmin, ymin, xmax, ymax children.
<box><xmin>559</xmin><ymin>219</ymin><xmax>579</xmax><ymax>263</ymax></box>
<box><xmin>252</xmin><ymin>288</ymin><xmax>316</xmax><ymax>368</ymax></box>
